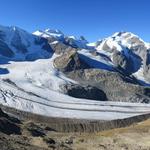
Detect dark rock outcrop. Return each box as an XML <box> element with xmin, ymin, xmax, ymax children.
<box><xmin>143</xmin><ymin>49</ymin><xmax>150</xmax><ymax>81</ymax></box>
<box><xmin>60</xmin><ymin>84</ymin><xmax>107</xmax><ymax>101</ymax></box>
<box><xmin>112</xmin><ymin>50</ymin><xmax>133</xmax><ymax>74</ymax></box>
<box><xmin>27</xmin><ymin>122</ymin><xmax>46</xmax><ymax>137</ymax></box>
<box><xmin>67</xmin><ymin>69</ymin><xmax>150</xmax><ymax>103</ymax></box>
<box><xmin>112</xmin><ymin>49</ymin><xmax>142</xmax><ymax>74</ymax></box>
<box><xmin>0</xmin><ymin>108</ymin><xmax>21</xmax><ymax>135</ymax></box>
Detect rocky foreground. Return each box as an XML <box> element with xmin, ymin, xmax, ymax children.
<box><xmin>0</xmin><ymin>107</ymin><xmax>150</xmax><ymax>150</ymax></box>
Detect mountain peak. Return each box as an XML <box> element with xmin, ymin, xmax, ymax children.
<box><xmin>45</xmin><ymin>28</ymin><xmax>63</xmax><ymax>35</ymax></box>
<box><xmin>111</xmin><ymin>31</ymin><xmax>140</xmax><ymax>39</ymax></box>
<box><xmin>112</xmin><ymin>31</ymin><xmax>127</xmax><ymax>37</ymax></box>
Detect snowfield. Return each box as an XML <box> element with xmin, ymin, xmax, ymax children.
<box><xmin>0</xmin><ymin>25</ymin><xmax>150</xmax><ymax>121</ymax></box>
<box><xmin>0</xmin><ymin>55</ymin><xmax>150</xmax><ymax>120</ymax></box>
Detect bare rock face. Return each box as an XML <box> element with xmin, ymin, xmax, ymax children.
<box><xmin>53</xmin><ymin>41</ymin><xmax>150</xmax><ymax>103</ymax></box>
<box><xmin>67</xmin><ymin>69</ymin><xmax>150</xmax><ymax>103</ymax></box>
<box><xmin>112</xmin><ymin>49</ymin><xmax>142</xmax><ymax>74</ymax></box>
<box><xmin>112</xmin><ymin>50</ymin><xmax>130</xmax><ymax>72</ymax></box>
<box><xmin>53</xmin><ymin>48</ymin><xmax>108</xmax><ymax>101</ymax></box>
<box><xmin>96</xmin><ymin>32</ymin><xmax>149</xmax><ymax>81</ymax></box>
<box><xmin>100</xmin><ymin>41</ymin><xmax>113</xmax><ymax>52</ymax></box>
<box><xmin>143</xmin><ymin>50</ymin><xmax>150</xmax><ymax>82</ymax></box>
<box><xmin>60</xmin><ymin>84</ymin><xmax>107</xmax><ymax>101</ymax></box>
<box><xmin>50</xmin><ymin>42</ymin><xmax>71</xmax><ymax>54</ymax></box>
<box><xmin>53</xmin><ymin>48</ymin><xmax>89</xmax><ymax>72</ymax></box>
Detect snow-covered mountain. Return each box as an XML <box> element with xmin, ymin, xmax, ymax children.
<box><xmin>0</xmin><ymin>25</ymin><xmax>52</xmax><ymax>60</ymax></box>
<box><xmin>95</xmin><ymin>31</ymin><xmax>150</xmax><ymax>84</ymax></box>
<box><xmin>33</xmin><ymin>29</ymin><xmax>89</xmax><ymax>49</ymax></box>
<box><xmin>0</xmin><ymin>25</ymin><xmax>150</xmax><ymax>120</ymax></box>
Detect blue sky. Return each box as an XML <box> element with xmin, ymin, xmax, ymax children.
<box><xmin>0</xmin><ymin>0</ymin><xmax>149</xmax><ymax>42</ymax></box>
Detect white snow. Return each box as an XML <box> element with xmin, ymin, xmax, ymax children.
<box><xmin>0</xmin><ymin>26</ymin><xmax>150</xmax><ymax>121</ymax></box>
<box><xmin>0</xmin><ymin>77</ymin><xmax>150</xmax><ymax>120</ymax></box>
<box><xmin>50</xmin><ymin>41</ymin><xmax>59</xmax><ymax>45</ymax></box>
<box><xmin>95</xmin><ymin>31</ymin><xmax>150</xmax><ymax>85</ymax></box>
<box><xmin>33</xmin><ymin>30</ymin><xmax>89</xmax><ymax>49</ymax></box>
<box><xmin>33</xmin><ymin>29</ymin><xmax>64</xmax><ymax>40</ymax></box>
<box><xmin>86</xmin><ymin>42</ymin><xmax>97</xmax><ymax>47</ymax></box>
<box><xmin>133</xmin><ymin>65</ymin><xmax>150</xmax><ymax>86</ymax></box>
<box><xmin>78</xmin><ymin>49</ymin><xmax>114</xmax><ymax>70</ymax></box>
<box><xmin>67</xmin><ymin>36</ymin><xmax>76</xmax><ymax>40</ymax></box>
<box><xmin>0</xmin><ymin>54</ymin><xmax>76</xmax><ymax>92</ymax></box>
<box><xmin>0</xmin><ymin>54</ymin><xmax>150</xmax><ymax>120</ymax></box>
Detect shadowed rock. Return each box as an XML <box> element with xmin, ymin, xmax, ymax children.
<box><xmin>27</xmin><ymin>122</ymin><xmax>46</xmax><ymax>137</ymax></box>
<box><xmin>60</xmin><ymin>84</ymin><xmax>107</xmax><ymax>101</ymax></box>
<box><xmin>143</xmin><ymin>50</ymin><xmax>150</xmax><ymax>82</ymax></box>
<box><xmin>0</xmin><ymin>108</ymin><xmax>21</xmax><ymax>135</ymax></box>
<box><xmin>67</xmin><ymin>69</ymin><xmax>150</xmax><ymax>103</ymax></box>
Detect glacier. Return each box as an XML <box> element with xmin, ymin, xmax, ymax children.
<box><xmin>0</xmin><ymin>25</ymin><xmax>150</xmax><ymax>120</ymax></box>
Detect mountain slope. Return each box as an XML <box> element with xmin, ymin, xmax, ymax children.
<box><xmin>0</xmin><ymin>25</ymin><xmax>150</xmax><ymax>120</ymax></box>
<box><xmin>0</xmin><ymin>25</ymin><xmax>52</xmax><ymax>60</ymax></box>
<box><xmin>95</xmin><ymin>31</ymin><xmax>150</xmax><ymax>84</ymax></box>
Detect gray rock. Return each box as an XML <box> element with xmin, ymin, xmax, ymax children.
<box><xmin>50</xmin><ymin>42</ymin><xmax>70</xmax><ymax>54</ymax></box>
<box><xmin>60</xmin><ymin>84</ymin><xmax>107</xmax><ymax>101</ymax></box>
<box><xmin>112</xmin><ymin>50</ymin><xmax>129</xmax><ymax>71</ymax></box>
<box><xmin>130</xmin><ymin>45</ymin><xmax>147</xmax><ymax>60</ymax></box>
<box><xmin>66</xmin><ymin>69</ymin><xmax>150</xmax><ymax>103</ymax></box>
<box><xmin>53</xmin><ymin>49</ymin><xmax>89</xmax><ymax>72</ymax></box>
<box><xmin>101</xmin><ymin>41</ymin><xmax>112</xmax><ymax>52</ymax></box>
<box><xmin>112</xmin><ymin>49</ymin><xmax>141</xmax><ymax>74</ymax></box>
<box><xmin>143</xmin><ymin>49</ymin><xmax>150</xmax><ymax>81</ymax></box>
<box><xmin>0</xmin><ymin>108</ymin><xmax>21</xmax><ymax>135</ymax></box>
